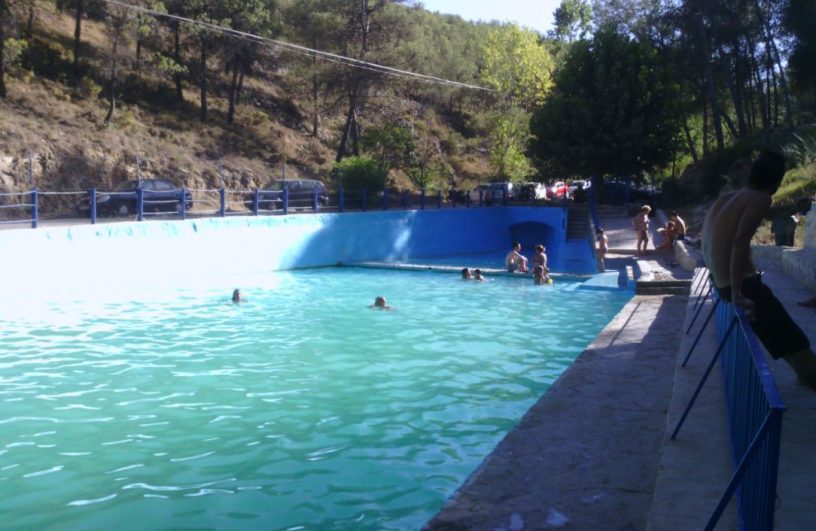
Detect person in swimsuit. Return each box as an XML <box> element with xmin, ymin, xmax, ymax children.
<box><xmin>533</xmin><ymin>265</ymin><xmax>551</xmax><ymax>285</ymax></box>
<box><xmin>461</xmin><ymin>267</ymin><xmax>472</xmax><ymax>280</ymax></box>
<box><xmin>232</xmin><ymin>289</ymin><xmax>244</xmax><ymax>303</ymax></box>
<box><xmin>633</xmin><ymin>205</ymin><xmax>651</xmax><ymax>255</ymax></box>
<box><xmin>473</xmin><ymin>269</ymin><xmax>486</xmax><ymax>282</ymax></box>
<box><xmin>702</xmin><ymin>150</ymin><xmax>816</xmax><ymax>390</ymax></box>
<box><xmin>531</xmin><ymin>244</ymin><xmax>548</xmax><ymax>270</ymax></box>
<box><xmin>596</xmin><ymin>229</ymin><xmax>609</xmax><ymax>272</ymax></box>
<box><xmin>505</xmin><ymin>242</ymin><xmax>529</xmax><ymax>272</ymax></box>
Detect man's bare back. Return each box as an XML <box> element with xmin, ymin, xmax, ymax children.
<box><xmin>701</xmin><ymin>189</ymin><xmax>771</xmax><ymax>313</ymax></box>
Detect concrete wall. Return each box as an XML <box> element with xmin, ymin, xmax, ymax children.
<box><xmin>0</xmin><ymin>207</ymin><xmax>598</xmax><ymax>290</ymax></box>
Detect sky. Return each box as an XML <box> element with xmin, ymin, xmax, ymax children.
<box><xmin>417</xmin><ymin>0</ymin><xmax>563</xmax><ymax>35</ymax></box>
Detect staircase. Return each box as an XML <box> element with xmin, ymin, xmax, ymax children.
<box><xmin>566</xmin><ymin>203</ymin><xmax>591</xmax><ymax>240</ymax></box>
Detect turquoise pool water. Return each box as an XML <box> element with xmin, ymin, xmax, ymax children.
<box><xmin>0</xmin><ymin>267</ymin><xmax>631</xmax><ymax>529</ymax></box>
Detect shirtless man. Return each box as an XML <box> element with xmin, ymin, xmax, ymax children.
<box><xmin>505</xmin><ymin>242</ymin><xmax>529</xmax><ymax>272</ymax></box>
<box><xmin>701</xmin><ymin>151</ymin><xmax>816</xmax><ymax>389</ymax></box>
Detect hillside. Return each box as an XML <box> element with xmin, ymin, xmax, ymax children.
<box><xmin>0</xmin><ymin>2</ymin><xmax>494</xmax><ymax>211</ymax></box>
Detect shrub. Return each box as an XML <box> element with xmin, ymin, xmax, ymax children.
<box><xmin>332</xmin><ymin>157</ymin><xmax>387</xmax><ymax>192</ymax></box>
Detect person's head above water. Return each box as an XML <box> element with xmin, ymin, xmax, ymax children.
<box><xmin>374</xmin><ymin>296</ymin><xmax>387</xmax><ymax>308</ymax></box>
<box><xmin>747</xmin><ymin>150</ymin><xmax>786</xmax><ymax>195</ymax></box>
<box><xmin>461</xmin><ymin>267</ymin><xmax>472</xmax><ymax>279</ymax></box>
<box><xmin>232</xmin><ymin>289</ymin><xmax>242</xmax><ymax>303</ymax></box>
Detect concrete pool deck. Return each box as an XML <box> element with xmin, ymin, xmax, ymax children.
<box><xmin>426</xmin><ymin>212</ymin><xmax>816</xmax><ymax>530</ymax></box>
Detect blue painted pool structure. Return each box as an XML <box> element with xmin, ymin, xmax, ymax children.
<box><xmin>0</xmin><ymin>205</ymin><xmax>601</xmax><ymax>281</ymax></box>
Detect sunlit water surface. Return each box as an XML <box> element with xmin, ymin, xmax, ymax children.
<box><xmin>0</xmin><ymin>267</ymin><xmax>630</xmax><ymax>529</ymax></box>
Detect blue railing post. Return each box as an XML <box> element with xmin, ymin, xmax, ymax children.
<box><xmin>219</xmin><ymin>188</ymin><xmax>226</xmax><ymax>217</ymax></box>
<box><xmin>437</xmin><ymin>190</ymin><xmax>442</xmax><ymax>209</ymax></box>
<box><xmin>502</xmin><ymin>188</ymin><xmax>507</xmax><ymax>205</ymax></box>
<box><xmin>339</xmin><ymin>187</ymin><xmax>345</xmax><ymax>213</ymax></box>
<box><xmin>492</xmin><ymin>189</ymin><xmax>497</xmax><ymax>205</ymax></box>
<box><xmin>362</xmin><ymin>188</ymin><xmax>368</xmax><ymax>211</ymax></box>
<box><xmin>451</xmin><ymin>190</ymin><xmax>456</xmax><ymax>209</ymax></box>
<box><xmin>420</xmin><ymin>189</ymin><xmax>426</xmax><ymax>210</ymax></box>
<box><xmin>466</xmin><ymin>190</ymin><xmax>471</xmax><ymax>208</ymax></box>
<box><xmin>312</xmin><ymin>187</ymin><xmax>318</xmax><ymax>212</ymax></box>
<box><xmin>383</xmin><ymin>189</ymin><xmax>388</xmax><ymax>210</ymax></box>
<box><xmin>31</xmin><ymin>189</ymin><xmax>38</xmax><ymax>229</ymax></box>
<box><xmin>283</xmin><ymin>188</ymin><xmax>289</xmax><ymax>215</ymax></box>
<box><xmin>252</xmin><ymin>189</ymin><xmax>260</xmax><ymax>215</ymax></box>
<box><xmin>479</xmin><ymin>188</ymin><xmax>483</xmax><ymax>207</ymax></box>
<box><xmin>136</xmin><ymin>187</ymin><xmax>144</xmax><ymax>221</ymax></box>
<box><xmin>401</xmin><ymin>189</ymin><xmax>408</xmax><ymax>209</ymax></box>
<box><xmin>90</xmin><ymin>188</ymin><xmax>97</xmax><ymax>224</ymax></box>
<box><xmin>179</xmin><ymin>188</ymin><xmax>187</xmax><ymax>220</ymax></box>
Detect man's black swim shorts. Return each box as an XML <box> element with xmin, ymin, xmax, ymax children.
<box><xmin>717</xmin><ymin>274</ymin><xmax>810</xmax><ymax>359</ymax></box>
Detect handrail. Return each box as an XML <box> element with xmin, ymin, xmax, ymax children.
<box><xmin>1</xmin><ymin>185</ymin><xmax>575</xmax><ymax>228</ymax></box>
<box><xmin>710</xmin><ymin>289</ymin><xmax>785</xmax><ymax>530</ymax></box>
<box><xmin>672</xmin><ymin>268</ymin><xmax>786</xmax><ymax>530</ymax></box>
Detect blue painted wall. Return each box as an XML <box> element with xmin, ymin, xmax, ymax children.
<box><xmin>0</xmin><ymin>207</ymin><xmax>597</xmax><ymax>288</ymax></box>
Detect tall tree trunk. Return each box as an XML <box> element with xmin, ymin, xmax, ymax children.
<box><xmin>173</xmin><ymin>23</ymin><xmax>183</xmax><ymax>102</ymax></box>
<box><xmin>336</xmin><ymin>86</ymin><xmax>359</xmax><ymax>162</ymax></box>
<box><xmin>702</xmin><ymin>91</ymin><xmax>709</xmax><ymax>156</ymax></box>
<box><xmin>723</xmin><ymin>44</ymin><xmax>747</xmax><ymax>137</ymax></box>
<box><xmin>227</xmin><ymin>55</ymin><xmax>239</xmax><ymax>125</ymax></box>
<box><xmin>750</xmin><ymin>42</ymin><xmax>769</xmax><ymax>132</ymax></box>
<box><xmin>350</xmin><ymin>109</ymin><xmax>361</xmax><ymax>156</ymax></box>
<box><xmin>771</xmin><ymin>67</ymin><xmax>779</xmax><ymax>128</ymax></box>
<box><xmin>754</xmin><ymin>0</ymin><xmax>794</xmax><ymax>128</ymax></box>
<box><xmin>199</xmin><ymin>40</ymin><xmax>207</xmax><ymax>122</ymax></box>
<box><xmin>72</xmin><ymin>0</ymin><xmax>84</xmax><ymax>73</ymax></box>
<box><xmin>236</xmin><ymin>68</ymin><xmax>245</xmax><ymax>99</ymax></box>
<box><xmin>682</xmin><ymin>120</ymin><xmax>699</xmax><ymax>164</ymax></box>
<box><xmin>0</xmin><ymin>0</ymin><xmax>6</xmax><ymax>99</ymax></box>
<box><xmin>697</xmin><ymin>18</ymin><xmax>724</xmax><ymax>152</ymax></box>
<box><xmin>104</xmin><ymin>35</ymin><xmax>121</xmax><ymax>125</ymax></box>
<box><xmin>135</xmin><ymin>19</ymin><xmax>143</xmax><ymax>74</ymax></box>
<box><xmin>27</xmin><ymin>1</ymin><xmax>35</xmax><ymax>35</ymax></box>
<box><xmin>311</xmin><ymin>46</ymin><xmax>319</xmax><ymax>137</ymax></box>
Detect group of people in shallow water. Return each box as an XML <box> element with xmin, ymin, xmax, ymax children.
<box><xmin>504</xmin><ymin>242</ymin><xmax>553</xmax><ymax>285</ymax></box>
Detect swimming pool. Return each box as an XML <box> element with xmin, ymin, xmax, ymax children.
<box><xmin>0</xmin><ymin>266</ymin><xmax>630</xmax><ymax>529</ymax></box>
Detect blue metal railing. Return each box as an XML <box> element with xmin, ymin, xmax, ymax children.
<box><xmin>1</xmin><ymin>185</ymin><xmax>572</xmax><ymax>228</ymax></box>
<box><xmin>711</xmin><ymin>295</ymin><xmax>785</xmax><ymax>531</ymax></box>
<box><xmin>673</xmin><ymin>269</ymin><xmax>785</xmax><ymax>530</ymax></box>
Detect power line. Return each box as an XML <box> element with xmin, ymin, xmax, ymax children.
<box><xmin>102</xmin><ymin>0</ymin><xmax>496</xmax><ymax>93</ymax></box>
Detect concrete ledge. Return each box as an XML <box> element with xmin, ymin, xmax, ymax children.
<box><xmin>782</xmin><ymin>246</ymin><xmax>816</xmax><ymax>290</ymax></box>
<box><xmin>426</xmin><ymin>295</ymin><xmax>685</xmax><ymax>530</ymax></box>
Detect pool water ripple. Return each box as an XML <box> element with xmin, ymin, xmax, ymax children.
<box><xmin>0</xmin><ymin>267</ymin><xmax>629</xmax><ymax>529</ymax></box>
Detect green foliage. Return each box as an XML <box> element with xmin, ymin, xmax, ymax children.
<box><xmin>551</xmin><ymin>0</ymin><xmax>592</xmax><ymax>43</ymax></box>
<box><xmin>360</xmin><ymin>123</ymin><xmax>414</xmax><ymax>171</ymax></box>
<box><xmin>2</xmin><ymin>38</ymin><xmax>28</xmax><ymax>70</ymax></box>
<box><xmin>783</xmin><ymin>130</ymin><xmax>816</xmax><ymax>166</ymax></box>
<box><xmin>480</xmin><ymin>24</ymin><xmax>555</xmax><ymax>111</ymax></box>
<box><xmin>488</xmin><ymin>108</ymin><xmax>531</xmax><ymax>181</ymax></box>
<box><xmin>20</xmin><ymin>38</ymin><xmax>73</xmax><ymax>81</ymax></box>
<box><xmin>529</xmin><ymin>29</ymin><xmax>681</xmax><ymax>179</ymax></box>
<box><xmin>332</xmin><ymin>156</ymin><xmax>388</xmax><ymax>192</ymax></box>
<box><xmin>407</xmin><ymin>166</ymin><xmax>435</xmax><ymax>190</ymax></box>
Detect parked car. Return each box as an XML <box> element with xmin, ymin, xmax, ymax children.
<box><xmin>256</xmin><ymin>179</ymin><xmax>330</xmax><ymax>210</ymax></box>
<box><xmin>547</xmin><ymin>180</ymin><xmax>569</xmax><ymax>199</ymax></box>
<box><xmin>468</xmin><ymin>182</ymin><xmax>514</xmax><ymax>204</ymax></box>
<box><xmin>568</xmin><ymin>179</ymin><xmax>591</xmax><ymax>195</ymax></box>
<box><xmin>78</xmin><ymin>179</ymin><xmax>193</xmax><ymax>217</ymax></box>
<box><xmin>517</xmin><ymin>182</ymin><xmax>548</xmax><ymax>202</ymax></box>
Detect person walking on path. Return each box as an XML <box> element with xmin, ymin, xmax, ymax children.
<box><xmin>702</xmin><ymin>150</ymin><xmax>816</xmax><ymax>390</ymax></box>
<box><xmin>633</xmin><ymin>205</ymin><xmax>651</xmax><ymax>255</ymax></box>
<box><xmin>596</xmin><ymin>229</ymin><xmax>609</xmax><ymax>272</ymax></box>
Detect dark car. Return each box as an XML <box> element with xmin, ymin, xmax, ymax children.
<box><xmin>79</xmin><ymin>179</ymin><xmax>193</xmax><ymax>217</ymax></box>
<box><xmin>256</xmin><ymin>179</ymin><xmax>330</xmax><ymax>210</ymax></box>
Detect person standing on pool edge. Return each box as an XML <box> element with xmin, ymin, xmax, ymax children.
<box><xmin>701</xmin><ymin>150</ymin><xmax>816</xmax><ymax>390</ymax></box>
